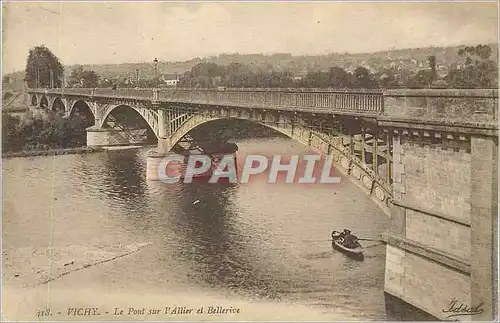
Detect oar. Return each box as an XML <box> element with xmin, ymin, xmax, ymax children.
<box><xmin>301</xmin><ymin>238</ymin><xmax>385</xmax><ymax>243</ymax></box>
<box><xmin>331</xmin><ymin>230</ymin><xmax>386</xmax><ymax>243</ymax></box>
<box><xmin>357</xmin><ymin>237</ymin><xmax>386</xmax><ymax>243</ymax></box>
<box><xmin>364</xmin><ymin>242</ymin><xmax>385</xmax><ymax>249</ymax></box>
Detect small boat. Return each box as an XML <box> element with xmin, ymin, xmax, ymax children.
<box><xmin>331</xmin><ymin>230</ymin><xmax>364</xmax><ymax>255</ymax></box>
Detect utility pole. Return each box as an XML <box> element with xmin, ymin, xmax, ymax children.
<box><xmin>154</xmin><ymin>57</ymin><xmax>159</xmax><ymax>88</ymax></box>
<box><xmin>136</xmin><ymin>68</ymin><xmax>140</xmax><ymax>87</ymax></box>
<box><xmin>50</xmin><ymin>70</ymin><xmax>54</xmax><ymax>88</ymax></box>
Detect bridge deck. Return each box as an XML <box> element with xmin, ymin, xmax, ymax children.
<box><xmin>28</xmin><ymin>88</ymin><xmax>498</xmax><ymax>128</ymax></box>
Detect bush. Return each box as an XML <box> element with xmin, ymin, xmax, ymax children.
<box><xmin>3</xmin><ymin>92</ymin><xmax>13</xmax><ymax>101</ymax></box>
<box><xmin>2</xmin><ymin>112</ymin><xmax>90</xmax><ymax>153</ymax></box>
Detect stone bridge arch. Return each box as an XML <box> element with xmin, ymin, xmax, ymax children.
<box><xmin>167</xmin><ymin>112</ymin><xmax>392</xmax><ymax>216</ymax></box>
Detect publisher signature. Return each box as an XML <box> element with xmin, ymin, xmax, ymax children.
<box><xmin>442</xmin><ymin>299</ymin><xmax>484</xmax><ymax>319</ymax></box>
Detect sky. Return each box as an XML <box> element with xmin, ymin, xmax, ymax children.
<box><xmin>2</xmin><ymin>1</ymin><xmax>499</xmax><ymax>74</ymax></box>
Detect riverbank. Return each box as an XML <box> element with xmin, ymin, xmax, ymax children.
<box><xmin>2</xmin><ymin>107</ymin><xmax>28</xmax><ymax>113</ymax></box>
<box><xmin>2</xmin><ymin>146</ymin><xmax>106</xmax><ymax>159</ymax></box>
<box><xmin>2</xmin><ymin>242</ymin><xmax>353</xmax><ymax>322</ymax></box>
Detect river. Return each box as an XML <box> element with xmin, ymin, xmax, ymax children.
<box><xmin>2</xmin><ymin>137</ymin><xmax>390</xmax><ymax>321</ymax></box>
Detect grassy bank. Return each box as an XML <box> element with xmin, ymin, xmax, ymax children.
<box><xmin>2</xmin><ymin>107</ymin><xmax>28</xmax><ymax>113</ymax></box>
<box><xmin>2</xmin><ymin>146</ymin><xmax>105</xmax><ymax>159</ymax></box>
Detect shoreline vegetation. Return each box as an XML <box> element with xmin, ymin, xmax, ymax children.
<box><xmin>1</xmin><ymin>112</ymin><xmax>281</xmax><ymax>160</ymax></box>
<box><xmin>2</xmin><ymin>106</ymin><xmax>28</xmax><ymax>113</ymax></box>
<box><xmin>2</xmin><ymin>109</ymin><xmax>94</xmax><ymax>157</ymax></box>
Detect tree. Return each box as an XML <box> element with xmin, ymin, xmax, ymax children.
<box><xmin>459</xmin><ymin>44</ymin><xmax>492</xmax><ymax>60</ymax></box>
<box><xmin>445</xmin><ymin>45</ymin><xmax>498</xmax><ymax>88</ymax></box>
<box><xmin>67</xmin><ymin>66</ymin><xmax>100</xmax><ymax>88</ymax></box>
<box><xmin>471</xmin><ymin>59</ymin><xmax>498</xmax><ymax>88</ymax></box>
<box><xmin>2</xmin><ymin>114</ymin><xmax>22</xmax><ymax>152</ymax></box>
<box><xmin>225</xmin><ymin>63</ymin><xmax>252</xmax><ymax>87</ymax></box>
<box><xmin>353</xmin><ymin>67</ymin><xmax>377</xmax><ymax>88</ymax></box>
<box><xmin>300</xmin><ymin>71</ymin><xmax>330</xmax><ymax>88</ymax></box>
<box><xmin>179</xmin><ymin>62</ymin><xmax>227</xmax><ymax>88</ymax></box>
<box><xmin>465</xmin><ymin>56</ymin><xmax>473</xmax><ymax>66</ymax></box>
<box><xmin>408</xmin><ymin>70</ymin><xmax>434</xmax><ymax>88</ymax></box>
<box><xmin>475</xmin><ymin>44</ymin><xmax>492</xmax><ymax>60</ymax></box>
<box><xmin>378</xmin><ymin>71</ymin><xmax>399</xmax><ymax>88</ymax></box>
<box><xmin>25</xmin><ymin>45</ymin><xmax>64</xmax><ymax>88</ymax></box>
<box><xmin>328</xmin><ymin>66</ymin><xmax>351</xmax><ymax>87</ymax></box>
<box><xmin>428</xmin><ymin>55</ymin><xmax>437</xmax><ymax>82</ymax></box>
<box><xmin>445</xmin><ymin>67</ymin><xmax>473</xmax><ymax>88</ymax></box>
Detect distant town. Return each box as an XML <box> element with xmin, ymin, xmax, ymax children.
<box><xmin>3</xmin><ymin>43</ymin><xmax>498</xmax><ymax>92</ymax></box>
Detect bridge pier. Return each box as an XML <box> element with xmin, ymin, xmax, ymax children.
<box><xmin>470</xmin><ymin>136</ymin><xmax>498</xmax><ymax>321</ymax></box>
<box><xmin>383</xmin><ymin>132</ymin><xmax>497</xmax><ymax>321</ymax></box>
<box><xmin>380</xmin><ymin>90</ymin><xmax>498</xmax><ymax>321</ymax></box>
<box><xmin>146</xmin><ymin>137</ymin><xmax>173</xmax><ymax>180</ymax></box>
<box><xmin>87</xmin><ymin>126</ymin><xmax>150</xmax><ymax>147</ymax></box>
<box><xmin>146</xmin><ymin>149</ymin><xmax>171</xmax><ymax>180</ymax></box>
<box><xmin>146</xmin><ymin>103</ymin><xmax>173</xmax><ymax>181</ymax></box>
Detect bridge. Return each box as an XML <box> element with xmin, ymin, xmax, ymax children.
<box><xmin>28</xmin><ymin>87</ymin><xmax>498</xmax><ymax>320</ymax></box>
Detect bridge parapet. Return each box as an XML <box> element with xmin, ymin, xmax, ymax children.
<box><xmin>30</xmin><ymin>88</ymin><xmax>155</xmax><ymax>99</ymax></box>
<box><xmin>158</xmin><ymin>88</ymin><xmax>384</xmax><ymax>115</ymax></box>
<box><xmin>383</xmin><ymin>89</ymin><xmax>498</xmax><ymax>127</ymax></box>
<box><xmin>26</xmin><ymin>88</ymin><xmax>499</xmax><ymax>130</ymax></box>
<box><xmin>29</xmin><ymin>88</ymin><xmax>94</xmax><ymax>97</ymax></box>
<box><xmin>93</xmin><ymin>88</ymin><xmax>154</xmax><ymax>99</ymax></box>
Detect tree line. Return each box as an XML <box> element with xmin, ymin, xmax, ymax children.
<box><xmin>177</xmin><ymin>47</ymin><xmax>497</xmax><ymax>89</ymax></box>
<box><xmin>22</xmin><ymin>44</ymin><xmax>498</xmax><ymax>90</ymax></box>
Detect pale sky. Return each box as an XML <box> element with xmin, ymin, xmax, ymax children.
<box><xmin>2</xmin><ymin>1</ymin><xmax>499</xmax><ymax>74</ymax></box>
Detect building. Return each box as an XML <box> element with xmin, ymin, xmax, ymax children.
<box><xmin>161</xmin><ymin>73</ymin><xmax>180</xmax><ymax>86</ymax></box>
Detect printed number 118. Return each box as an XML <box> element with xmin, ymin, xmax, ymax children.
<box><xmin>37</xmin><ymin>309</ymin><xmax>52</xmax><ymax>317</ymax></box>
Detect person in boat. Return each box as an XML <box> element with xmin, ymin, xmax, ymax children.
<box><xmin>340</xmin><ymin>229</ymin><xmax>359</xmax><ymax>248</ymax></box>
<box><xmin>341</xmin><ymin>229</ymin><xmax>351</xmax><ymax>236</ymax></box>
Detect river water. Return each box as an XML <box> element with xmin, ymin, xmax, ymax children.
<box><xmin>2</xmin><ymin>137</ymin><xmax>390</xmax><ymax>321</ymax></box>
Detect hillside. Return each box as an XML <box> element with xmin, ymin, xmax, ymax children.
<box><xmin>3</xmin><ymin>43</ymin><xmax>498</xmax><ymax>91</ymax></box>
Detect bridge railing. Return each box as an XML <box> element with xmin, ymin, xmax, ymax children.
<box><xmin>93</xmin><ymin>88</ymin><xmax>154</xmax><ymax>99</ymax></box>
<box><xmin>29</xmin><ymin>87</ymin><xmax>385</xmax><ymax>114</ymax></box>
<box><xmin>60</xmin><ymin>88</ymin><xmax>94</xmax><ymax>95</ymax></box>
<box><xmin>158</xmin><ymin>88</ymin><xmax>385</xmax><ymax>114</ymax></box>
<box><xmin>28</xmin><ymin>88</ymin><xmax>154</xmax><ymax>99</ymax></box>
<box><xmin>29</xmin><ymin>88</ymin><xmax>95</xmax><ymax>96</ymax></box>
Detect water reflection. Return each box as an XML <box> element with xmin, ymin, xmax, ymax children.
<box><xmin>101</xmin><ymin>149</ymin><xmax>148</xmax><ymax>201</ymax></box>
<box><xmin>162</xmin><ymin>180</ymin><xmax>281</xmax><ymax>299</ymax></box>
<box><xmin>77</xmin><ymin>150</ymin><xmax>147</xmax><ymax>210</ymax></box>
<box><xmin>174</xmin><ymin>182</ymin><xmax>240</xmax><ymax>283</ymax></box>
<box><xmin>3</xmin><ymin>138</ymin><xmax>391</xmax><ymax>320</ymax></box>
